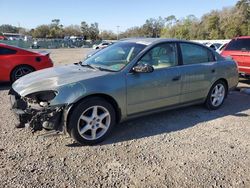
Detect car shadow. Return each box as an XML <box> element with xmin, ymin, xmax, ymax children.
<box><xmin>237</xmin><ymin>78</ymin><xmax>250</xmax><ymax>94</ymax></box>
<box><xmin>104</xmin><ymin>91</ymin><xmax>249</xmax><ymax>144</ymax></box>
<box><xmin>0</xmin><ymin>82</ymin><xmax>11</xmax><ymax>91</ymax></box>
<box><xmin>66</xmin><ymin>88</ymin><xmax>250</xmax><ymax>147</ymax></box>
<box><xmin>239</xmin><ymin>77</ymin><xmax>250</xmax><ymax>84</ymax></box>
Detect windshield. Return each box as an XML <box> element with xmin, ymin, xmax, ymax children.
<box><xmin>83</xmin><ymin>42</ymin><xmax>146</xmax><ymax>71</ymax></box>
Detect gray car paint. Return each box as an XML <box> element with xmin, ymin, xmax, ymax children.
<box><xmin>12</xmin><ymin>38</ymin><xmax>239</xmax><ymax>123</ymax></box>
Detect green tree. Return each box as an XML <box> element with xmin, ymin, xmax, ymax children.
<box><xmin>165</xmin><ymin>15</ymin><xmax>177</xmax><ymax>27</ymax></box>
<box><xmin>48</xmin><ymin>19</ymin><xmax>64</xmax><ymax>38</ymax></box>
<box><xmin>0</xmin><ymin>24</ymin><xmax>19</xmax><ymax>33</ymax></box>
<box><xmin>81</xmin><ymin>21</ymin><xmax>89</xmax><ymax>39</ymax></box>
<box><xmin>236</xmin><ymin>0</ymin><xmax>250</xmax><ymax>35</ymax></box>
<box><xmin>64</xmin><ymin>25</ymin><xmax>82</xmax><ymax>36</ymax></box>
<box><xmin>100</xmin><ymin>30</ymin><xmax>117</xmax><ymax>40</ymax></box>
<box><xmin>32</xmin><ymin>25</ymin><xmax>50</xmax><ymax>38</ymax></box>
<box><xmin>142</xmin><ymin>17</ymin><xmax>165</xmax><ymax>37</ymax></box>
<box><xmin>160</xmin><ymin>0</ymin><xmax>250</xmax><ymax>39</ymax></box>
<box><xmin>161</xmin><ymin>15</ymin><xmax>198</xmax><ymax>39</ymax></box>
<box><xmin>207</xmin><ymin>13</ymin><xmax>220</xmax><ymax>39</ymax></box>
<box><xmin>89</xmin><ymin>23</ymin><xmax>99</xmax><ymax>40</ymax></box>
<box><xmin>120</xmin><ymin>26</ymin><xmax>144</xmax><ymax>38</ymax></box>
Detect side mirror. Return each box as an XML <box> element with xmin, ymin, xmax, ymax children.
<box><xmin>132</xmin><ymin>64</ymin><xmax>154</xmax><ymax>73</ymax></box>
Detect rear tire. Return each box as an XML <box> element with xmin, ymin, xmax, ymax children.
<box><xmin>11</xmin><ymin>65</ymin><xmax>34</xmax><ymax>82</ymax></box>
<box><xmin>205</xmin><ymin>80</ymin><xmax>227</xmax><ymax>110</ymax></box>
<box><xmin>68</xmin><ymin>97</ymin><xmax>116</xmax><ymax>145</ymax></box>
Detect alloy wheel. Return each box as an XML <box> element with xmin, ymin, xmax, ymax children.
<box><xmin>210</xmin><ymin>83</ymin><xmax>225</xmax><ymax>107</ymax></box>
<box><xmin>14</xmin><ymin>66</ymin><xmax>32</xmax><ymax>80</ymax></box>
<box><xmin>77</xmin><ymin>105</ymin><xmax>111</xmax><ymax>140</ymax></box>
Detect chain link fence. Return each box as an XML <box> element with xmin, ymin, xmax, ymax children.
<box><xmin>0</xmin><ymin>39</ymin><xmax>102</xmax><ymax>49</ymax></box>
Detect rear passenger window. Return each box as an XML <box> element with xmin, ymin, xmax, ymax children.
<box><xmin>180</xmin><ymin>43</ymin><xmax>214</xmax><ymax>65</ymax></box>
<box><xmin>225</xmin><ymin>39</ymin><xmax>250</xmax><ymax>51</ymax></box>
<box><xmin>0</xmin><ymin>47</ymin><xmax>17</xmax><ymax>55</ymax></box>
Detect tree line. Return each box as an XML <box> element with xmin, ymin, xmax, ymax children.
<box><xmin>0</xmin><ymin>0</ymin><xmax>249</xmax><ymax>40</ymax></box>
<box><xmin>0</xmin><ymin>19</ymin><xmax>100</xmax><ymax>40</ymax></box>
<box><xmin>121</xmin><ymin>0</ymin><xmax>249</xmax><ymax>39</ymax></box>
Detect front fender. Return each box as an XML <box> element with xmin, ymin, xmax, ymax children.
<box><xmin>50</xmin><ymin>73</ymin><xmax>127</xmax><ymax>120</ymax></box>
<box><xmin>50</xmin><ymin>82</ymin><xmax>88</xmax><ymax>106</ymax></box>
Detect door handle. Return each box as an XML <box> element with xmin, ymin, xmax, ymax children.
<box><xmin>172</xmin><ymin>75</ymin><xmax>181</xmax><ymax>81</ymax></box>
<box><xmin>211</xmin><ymin>69</ymin><xmax>216</xmax><ymax>73</ymax></box>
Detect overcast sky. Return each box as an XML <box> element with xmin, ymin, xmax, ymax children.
<box><xmin>0</xmin><ymin>0</ymin><xmax>238</xmax><ymax>32</ymax></box>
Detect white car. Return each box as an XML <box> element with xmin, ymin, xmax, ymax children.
<box><xmin>92</xmin><ymin>42</ymin><xmax>112</xmax><ymax>49</ymax></box>
<box><xmin>216</xmin><ymin>43</ymin><xmax>228</xmax><ymax>54</ymax></box>
<box><xmin>205</xmin><ymin>43</ymin><xmax>222</xmax><ymax>51</ymax></box>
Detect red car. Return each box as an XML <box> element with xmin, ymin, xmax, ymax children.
<box><xmin>0</xmin><ymin>43</ymin><xmax>53</xmax><ymax>82</ymax></box>
<box><xmin>0</xmin><ymin>36</ymin><xmax>8</xmax><ymax>40</ymax></box>
<box><xmin>221</xmin><ymin>36</ymin><xmax>250</xmax><ymax>76</ymax></box>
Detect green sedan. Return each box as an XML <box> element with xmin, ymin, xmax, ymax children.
<box><xmin>10</xmin><ymin>38</ymin><xmax>238</xmax><ymax>145</ymax></box>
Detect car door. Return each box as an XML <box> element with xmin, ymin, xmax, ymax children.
<box><xmin>178</xmin><ymin>42</ymin><xmax>217</xmax><ymax>103</ymax></box>
<box><xmin>126</xmin><ymin>42</ymin><xmax>182</xmax><ymax>115</ymax></box>
<box><xmin>0</xmin><ymin>47</ymin><xmax>17</xmax><ymax>81</ymax></box>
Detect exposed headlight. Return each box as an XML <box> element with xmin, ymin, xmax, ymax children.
<box><xmin>39</xmin><ymin>101</ymin><xmax>49</xmax><ymax>107</ymax></box>
<box><xmin>26</xmin><ymin>90</ymin><xmax>57</xmax><ymax>103</ymax></box>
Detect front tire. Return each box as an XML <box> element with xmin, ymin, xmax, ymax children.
<box><xmin>68</xmin><ymin>97</ymin><xmax>116</xmax><ymax>145</ymax></box>
<box><xmin>205</xmin><ymin>80</ymin><xmax>227</xmax><ymax>110</ymax></box>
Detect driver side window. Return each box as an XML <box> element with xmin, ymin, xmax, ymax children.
<box><xmin>138</xmin><ymin>43</ymin><xmax>178</xmax><ymax>69</ymax></box>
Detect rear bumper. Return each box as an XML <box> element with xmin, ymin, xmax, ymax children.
<box><xmin>238</xmin><ymin>66</ymin><xmax>250</xmax><ymax>75</ymax></box>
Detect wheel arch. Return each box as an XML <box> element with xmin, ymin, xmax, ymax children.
<box><xmin>65</xmin><ymin>93</ymin><xmax>121</xmax><ymax>131</ymax></box>
<box><xmin>10</xmin><ymin>64</ymin><xmax>36</xmax><ymax>82</ymax></box>
<box><xmin>216</xmin><ymin>78</ymin><xmax>229</xmax><ymax>95</ymax></box>
<box><xmin>208</xmin><ymin>78</ymin><xmax>229</xmax><ymax>99</ymax></box>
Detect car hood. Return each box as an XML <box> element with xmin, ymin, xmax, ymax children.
<box><xmin>12</xmin><ymin>64</ymin><xmax>109</xmax><ymax>96</ymax></box>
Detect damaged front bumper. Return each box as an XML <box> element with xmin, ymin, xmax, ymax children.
<box><xmin>9</xmin><ymin>88</ymin><xmax>65</xmax><ymax>132</ymax></box>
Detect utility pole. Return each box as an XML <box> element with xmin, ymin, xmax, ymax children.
<box><xmin>18</xmin><ymin>22</ymin><xmax>20</xmax><ymax>34</ymax></box>
<box><xmin>116</xmin><ymin>26</ymin><xmax>120</xmax><ymax>40</ymax></box>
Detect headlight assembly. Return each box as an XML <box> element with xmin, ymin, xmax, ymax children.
<box><xmin>26</xmin><ymin>90</ymin><xmax>58</xmax><ymax>103</ymax></box>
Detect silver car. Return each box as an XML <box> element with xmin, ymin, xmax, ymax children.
<box><xmin>9</xmin><ymin>38</ymin><xmax>238</xmax><ymax>145</ymax></box>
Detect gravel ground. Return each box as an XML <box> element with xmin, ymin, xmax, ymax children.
<box><xmin>0</xmin><ymin>48</ymin><xmax>250</xmax><ymax>187</ymax></box>
<box><xmin>35</xmin><ymin>48</ymin><xmax>93</xmax><ymax>65</ymax></box>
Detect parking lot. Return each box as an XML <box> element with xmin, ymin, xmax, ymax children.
<box><xmin>0</xmin><ymin>48</ymin><xmax>250</xmax><ymax>187</ymax></box>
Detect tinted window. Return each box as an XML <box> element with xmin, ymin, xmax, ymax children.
<box><xmin>225</xmin><ymin>38</ymin><xmax>250</xmax><ymax>51</ymax></box>
<box><xmin>180</xmin><ymin>43</ymin><xmax>214</xmax><ymax>65</ymax></box>
<box><xmin>0</xmin><ymin>47</ymin><xmax>17</xmax><ymax>55</ymax></box>
<box><xmin>139</xmin><ymin>43</ymin><xmax>178</xmax><ymax>69</ymax></box>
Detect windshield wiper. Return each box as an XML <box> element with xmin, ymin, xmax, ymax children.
<box><xmin>77</xmin><ymin>61</ymin><xmax>116</xmax><ymax>72</ymax></box>
<box><xmin>79</xmin><ymin>62</ymin><xmax>98</xmax><ymax>70</ymax></box>
<box><xmin>74</xmin><ymin>61</ymin><xmax>81</xmax><ymax>65</ymax></box>
<box><xmin>94</xmin><ymin>66</ymin><xmax>117</xmax><ymax>72</ymax></box>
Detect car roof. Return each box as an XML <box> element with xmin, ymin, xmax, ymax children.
<box><xmin>0</xmin><ymin>43</ymin><xmax>45</xmax><ymax>55</ymax></box>
<box><xmin>233</xmin><ymin>36</ymin><xmax>250</xmax><ymax>39</ymax></box>
<box><xmin>0</xmin><ymin>43</ymin><xmax>9</xmax><ymax>46</ymax></box>
<box><xmin>0</xmin><ymin>43</ymin><xmax>28</xmax><ymax>51</ymax></box>
<box><xmin>0</xmin><ymin>43</ymin><xmax>21</xmax><ymax>49</ymax></box>
<box><xmin>119</xmin><ymin>38</ymin><xmax>199</xmax><ymax>46</ymax></box>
